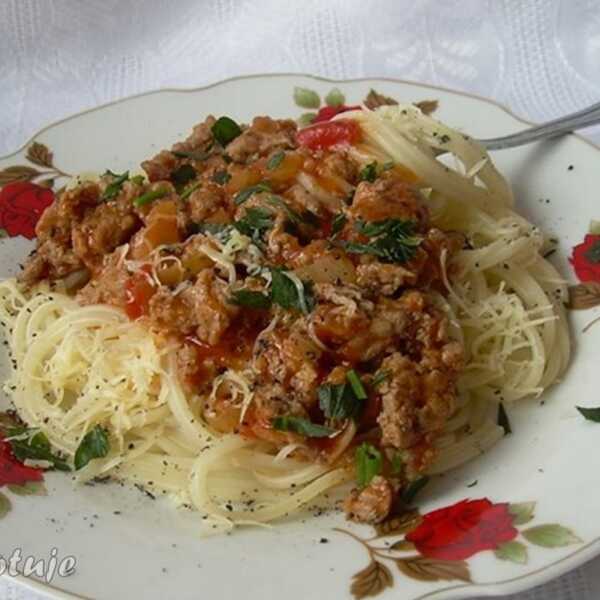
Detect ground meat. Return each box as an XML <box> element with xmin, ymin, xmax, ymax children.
<box><xmin>344</xmin><ymin>476</ymin><xmax>394</xmax><ymax>523</ymax></box>
<box><xmin>376</xmin><ymin>292</ymin><xmax>463</xmax><ymax>450</ymax></box>
<box><xmin>226</xmin><ymin>116</ymin><xmax>297</xmax><ymax>163</ymax></box>
<box><xmin>72</xmin><ymin>199</ymin><xmax>140</xmax><ymax>273</ymax></box>
<box><xmin>187</xmin><ymin>182</ymin><xmax>231</xmax><ymax>224</ymax></box>
<box><xmin>141</xmin><ymin>150</ymin><xmax>179</xmax><ymax>183</ymax></box>
<box><xmin>20</xmin><ymin>183</ymin><xmax>101</xmax><ymax>285</ymax></box>
<box><xmin>21</xmin><ymin>240</ymin><xmax>83</xmax><ymax>285</ymax></box>
<box><xmin>356</xmin><ymin>261</ymin><xmax>417</xmax><ymax>295</ymax></box>
<box><xmin>149</xmin><ymin>269</ymin><xmax>239</xmax><ymax>344</ymax></box>
<box><xmin>349</xmin><ymin>173</ymin><xmax>428</xmax><ymax>227</ymax></box>
<box><xmin>77</xmin><ymin>249</ymin><xmax>129</xmax><ymax>307</ymax></box>
<box><xmin>254</xmin><ymin>321</ymin><xmax>322</xmax><ymax>401</ymax></box>
<box><xmin>172</xmin><ymin>115</ymin><xmax>216</xmax><ymax>154</ymax></box>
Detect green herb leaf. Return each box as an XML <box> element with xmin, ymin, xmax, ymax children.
<box><xmin>293</xmin><ymin>87</ymin><xmax>320</xmax><ymax>109</ymax></box>
<box><xmin>172</xmin><ymin>148</ymin><xmax>212</xmax><ymax>161</ymax></box>
<box><xmin>130</xmin><ymin>175</ymin><xmax>145</xmax><ymax>186</ymax></box>
<box><xmin>102</xmin><ymin>171</ymin><xmax>129</xmax><ymax>201</ymax></box>
<box><xmin>330</xmin><ymin>213</ymin><xmax>347</xmax><ymax>239</ymax></box>
<box><xmin>234</xmin><ymin>182</ymin><xmax>272</xmax><ymax>206</ymax></box>
<box><xmin>134</xmin><ymin>187</ymin><xmax>169</xmax><ymax>207</ymax></box>
<box><xmin>576</xmin><ymin>405</ymin><xmax>600</xmax><ymax>422</ymax></box>
<box><xmin>180</xmin><ymin>181</ymin><xmax>201</xmax><ymax>201</ymax></box>
<box><xmin>267</xmin><ymin>196</ymin><xmax>319</xmax><ymax>231</ymax></box>
<box><xmin>355</xmin><ymin>443</ymin><xmax>382</xmax><ymax>488</ymax></box>
<box><xmin>344</xmin><ymin>219</ymin><xmax>421</xmax><ymax>264</ymax></box>
<box><xmin>298</xmin><ymin>112</ymin><xmax>317</xmax><ymax>127</ymax></box>
<box><xmin>270</xmin><ymin>268</ymin><xmax>315</xmax><ymax>314</ymax></box>
<box><xmin>497</xmin><ymin>402</ymin><xmax>512</xmax><ymax>434</ymax></box>
<box><xmin>346</xmin><ymin>369</ymin><xmax>367</xmax><ymax>400</ymax></box>
<box><xmin>230</xmin><ymin>289</ymin><xmax>271</xmax><ymax>310</ymax></box>
<box><xmin>584</xmin><ymin>240</ymin><xmax>600</xmax><ymax>263</ymax></box>
<box><xmin>318</xmin><ymin>383</ymin><xmax>362</xmax><ymax>421</ymax></box>
<box><xmin>212</xmin><ymin>170</ymin><xmax>231</xmax><ymax>185</ymax></box>
<box><xmin>371</xmin><ymin>370</ymin><xmax>390</xmax><ymax>388</ymax></box>
<box><xmin>267</xmin><ymin>151</ymin><xmax>285</xmax><ymax>170</ymax></box>
<box><xmin>233</xmin><ymin>207</ymin><xmax>274</xmax><ymax>245</ymax></box>
<box><xmin>272</xmin><ymin>416</ymin><xmax>334</xmax><ymax>438</ymax></box>
<box><xmin>390</xmin><ymin>452</ymin><xmax>404</xmax><ymax>475</ymax></box>
<box><xmin>359</xmin><ymin>161</ymin><xmax>378</xmax><ymax>183</ymax></box>
<box><xmin>401</xmin><ymin>476</ymin><xmax>430</xmax><ymax>505</ymax></box>
<box><xmin>211</xmin><ymin>116</ymin><xmax>242</xmax><ymax>146</ymax></box>
<box><xmin>171</xmin><ymin>164</ymin><xmax>196</xmax><ymax>188</ymax></box>
<box><xmin>325</xmin><ymin>88</ymin><xmax>345</xmax><ymax>107</ymax></box>
<box><xmin>6</xmin><ymin>427</ymin><xmax>70</xmax><ymax>472</ymax></box>
<box><xmin>74</xmin><ymin>425</ymin><xmax>109</xmax><ymax>470</ymax></box>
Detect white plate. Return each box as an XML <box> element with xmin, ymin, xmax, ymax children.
<box><xmin>1</xmin><ymin>74</ymin><xmax>599</xmax><ymax>600</ymax></box>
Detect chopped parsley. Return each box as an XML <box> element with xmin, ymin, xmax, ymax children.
<box><xmin>270</xmin><ymin>268</ymin><xmax>315</xmax><ymax>314</ymax></box>
<box><xmin>211</xmin><ymin>116</ymin><xmax>242</xmax><ymax>146</ymax></box>
<box><xmin>180</xmin><ymin>181</ymin><xmax>201</xmax><ymax>201</ymax></box>
<box><xmin>358</xmin><ymin>161</ymin><xmax>378</xmax><ymax>183</ymax></box>
<box><xmin>267</xmin><ymin>196</ymin><xmax>319</xmax><ymax>231</ymax></box>
<box><xmin>266</xmin><ymin>151</ymin><xmax>285</xmax><ymax>170</ymax></box>
<box><xmin>344</xmin><ymin>218</ymin><xmax>421</xmax><ymax>264</ymax></box>
<box><xmin>233</xmin><ymin>207</ymin><xmax>274</xmax><ymax>245</ymax></box>
<box><xmin>5</xmin><ymin>427</ymin><xmax>70</xmax><ymax>471</ymax></box>
<box><xmin>272</xmin><ymin>416</ymin><xmax>334</xmax><ymax>438</ymax></box>
<box><xmin>74</xmin><ymin>425</ymin><xmax>109</xmax><ymax>470</ymax></box>
<box><xmin>171</xmin><ymin>164</ymin><xmax>196</xmax><ymax>189</ymax></box>
<box><xmin>229</xmin><ymin>290</ymin><xmax>271</xmax><ymax>310</ymax></box>
<box><xmin>355</xmin><ymin>443</ymin><xmax>382</xmax><ymax>488</ymax></box>
<box><xmin>371</xmin><ymin>370</ymin><xmax>390</xmax><ymax>388</ymax></box>
<box><xmin>390</xmin><ymin>451</ymin><xmax>404</xmax><ymax>475</ymax></box>
<box><xmin>318</xmin><ymin>373</ymin><xmax>366</xmax><ymax>422</ymax></box>
<box><xmin>330</xmin><ymin>213</ymin><xmax>347</xmax><ymax>238</ymax></box>
<box><xmin>134</xmin><ymin>187</ymin><xmax>169</xmax><ymax>207</ymax></box>
<box><xmin>102</xmin><ymin>170</ymin><xmax>129</xmax><ymax>201</ymax></box>
<box><xmin>497</xmin><ymin>402</ymin><xmax>512</xmax><ymax>434</ymax></box>
<box><xmin>171</xmin><ymin>148</ymin><xmax>212</xmax><ymax>161</ymax></box>
<box><xmin>576</xmin><ymin>406</ymin><xmax>600</xmax><ymax>422</ymax></box>
<box><xmin>401</xmin><ymin>476</ymin><xmax>430</xmax><ymax>505</ymax></box>
<box><xmin>212</xmin><ymin>170</ymin><xmax>232</xmax><ymax>185</ymax></box>
<box><xmin>234</xmin><ymin>182</ymin><xmax>272</xmax><ymax>206</ymax></box>
<box><xmin>346</xmin><ymin>369</ymin><xmax>367</xmax><ymax>400</ymax></box>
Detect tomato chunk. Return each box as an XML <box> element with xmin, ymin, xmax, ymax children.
<box><xmin>296</xmin><ymin>119</ymin><xmax>362</xmax><ymax>151</ymax></box>
<box><xmin>125</xmin><ymin>265</ymin><xmax>156</xmax><ymax>319</ymax></box>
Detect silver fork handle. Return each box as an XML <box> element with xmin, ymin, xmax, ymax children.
<box><xmin>479</xmin><ymin>101</ymin><xmax>600</xmax><ymax>150</ymax></box>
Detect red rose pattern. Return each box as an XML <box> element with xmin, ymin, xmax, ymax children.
<box><xmin>405</xmin><ymin>498</ymin><xmax>518</xmax><ymax>561</ymax></box>
<box><xmin>570</xmin><ymin>234</ymin><xmax>600</xmax><ymax>283</ymax></box>
<box><xmin>0</xmin><ymin>181</ymin><xmax>54</xmax><ymax>240</ymax></box>
<box><xmin>0</xmin><ymin>435</ymin><xmax>44</xmax><ymax>487</ymax></box>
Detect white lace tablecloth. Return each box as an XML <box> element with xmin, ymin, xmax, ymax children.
<box><xmin>1</xmin><ymin>1</ymin><xmax>599</xmax><ymax>598</ymax></box>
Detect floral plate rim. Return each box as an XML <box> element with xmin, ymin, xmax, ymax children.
<box><xmin>1</xmin><ymin>73</ymin><xmax>600</xmax><ymax>600</ymax></box>
<box><xmin>2</xmin><ymin>72</ymin><xmax>599</xmax><ymax>163</ymax></box>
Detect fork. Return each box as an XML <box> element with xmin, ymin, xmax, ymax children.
<box><xmin>477</xmin><ymin>101</ymin><xmax>600</xmax><ymax>150</ymax></box>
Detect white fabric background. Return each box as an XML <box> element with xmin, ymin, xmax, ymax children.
<box><xmin>1</xmin><ymin>0</ymin><xmax>599</xmax><ymax>598</ymax></box>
